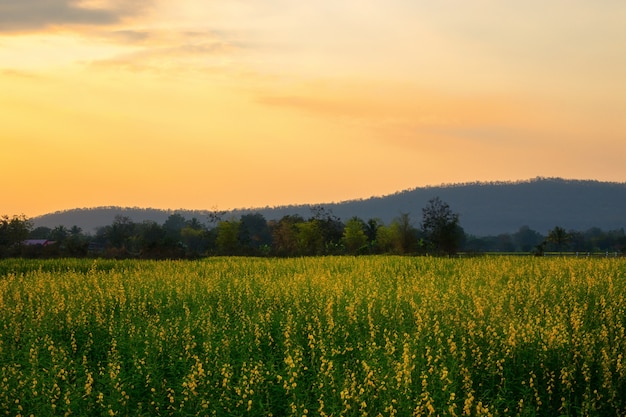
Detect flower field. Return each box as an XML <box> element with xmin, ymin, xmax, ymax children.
<box><xmin>1</xmin><ymin>256</ymin><xmax>625</xmax><ymax>416</ymax></box>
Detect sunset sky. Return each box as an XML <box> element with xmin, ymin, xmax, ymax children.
<box><xmin>2</xmin><ymin>0</ymin><xmax>625</xmax><ymax>217</ymax></box>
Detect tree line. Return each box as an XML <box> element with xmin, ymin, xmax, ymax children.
<box><xmin>465</xmin><ymin>225</ymin><xmax>626</xmax><ymax>255</ymax></box>
<box><xmin>1</xmin><ymin>198</ymin><xmax>624</xmax><ymax>259</ymax></box>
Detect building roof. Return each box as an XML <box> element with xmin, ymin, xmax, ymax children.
<box><xmin>23</xmin><ymin>239</ymin><xmax>55</xmax><ymax>246</ymax></box>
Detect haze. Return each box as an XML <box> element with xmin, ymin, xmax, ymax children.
<box><xmin>2</xmin><ymin>0</ymin><xmax>625</xmax><ymax>217</ymax></box>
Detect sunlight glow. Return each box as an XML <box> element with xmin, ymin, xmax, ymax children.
<box><xmin>1</xmin><ymin>0</ymin><xmax>625</xmax><ymax>216</ymax></box>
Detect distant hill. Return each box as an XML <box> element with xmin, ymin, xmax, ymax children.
<box><xmin>33</xmin><ymin>178</ymin><xmax>626</xmax><ymax>236</ymax></box>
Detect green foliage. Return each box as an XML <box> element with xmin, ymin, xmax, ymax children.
<box><xmin>270</xmin><ymin>215</ymin><xmax>304</xmax><ymax>256</ymax></box>
<box><xmin>180</xmin><ymin>227</ymin><xmax>206</xmax><ymax>257</ymax></box>
<box><xmin>374</xmin><ymin>214</ymin><xmax>419</xmax><ymax>255</ymax></box>
<box><xmin>5</xmin><ymin>201</ymin><xmax>625</xmax><ymax>259</ymax></box>
<box><xmin>215</xmin><ymin>218</ymin><xmax>241</xmax><ymax>255</ymax></box>
<box><xmin>395</xmin><ymin>212</ymin><xmax>419</xmax><ymax>254</ymax></box>
<box><xmin>342</xmin><ymin>217</ymin><xmax>368</xmax><ymax>254</ymax></box>
<box><xmin>375</xmin><ymin>222</ymin><xmax>402</xmax><ymax>254</ymax></box>
<box><xmin>295</xmin><ymin>220</ymin><xmax>324</xmax><ymax>256</ymax></box>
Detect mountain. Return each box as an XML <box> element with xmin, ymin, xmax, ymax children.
<box><xmin>32</xmin><ymin>178</ymin><xmax>626</xmax><ymax>236</ymax></box>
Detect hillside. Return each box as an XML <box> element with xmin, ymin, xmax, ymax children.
<box><xmin>32</xmin><ymin>178</ymin><xmax>626</xmax><ymax>236</ymax></box>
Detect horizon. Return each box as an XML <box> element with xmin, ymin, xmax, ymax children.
<box><xmin>30</xmin><ymin>176</ymin><xmax>624</xmax><ymax>219</ymax></box>
<box><xmin>2</xmin><ymin>1</ymin><xmax>625</xmax><ymax>218</ymax></box>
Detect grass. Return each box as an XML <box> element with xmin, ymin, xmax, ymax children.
<box><xmin>1</xmin><ymin>256</ymin><xmax>625</xmax><ymax>416</ymax></box>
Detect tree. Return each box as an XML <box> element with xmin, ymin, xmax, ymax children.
<box><xmin>163</xmin><ymin>213</ymin><xmax>187</xmax><ymax>242</ymax></box>
<box><xmin>375</xmin><ymin>213</ymin><xmax>419</xmax><ymax>254</ymax></box>
<box><xmin>421</xmin><ymin>197</ymin><xmax>463</xmax><ymax>255</ymax></box>
<box><xmin>513</xmin><ymin>226</ymin><xmax>544</xmax><ymax>252</ymax></box>
<box><xmin>215</xmin><ymin>218</ymin><xmax>241</xmax><ymax>255</ymax></box>
<box><xmin>186</xmin><ymin>217</ymin><xmax>205</xmax><ymax>231</ymax></box>
<box><xmin>64</xmin><ymin>225</ymin><xmax>88</xmax><ymax>257</ymax></box>
<box><xmin>50</xmin><ymin>225</ymin><xmax>69</xmax><ymax>243</ymax></box>
<box><xmin>181</xmin><ymin>226</ymin><xmax>206</xmax><ymax>257</ymax></box>
<box><xmin>29</xmin><ymin>226</ymin><xmax>52</xmax><ymax>239</ymax></box>
<box><xmin>270</xmin><ymin>215</ymin><xmax>304</xmax><ymax>256</ymax></box>
<box><xmin>568</xmin><ymin>231</ymin><xmax>589</xmax><ymax>253</ymax></box>
<box><xmin>376</xmin><ymin>222</ymin><xmax>402</xmax><ymax>254</ymax></box>
<box><xmin>181</xmin><ymin>218</ymin><xmax>211</xmax><ymax>257</ymax></box>
<box><xmin>342</xmin><ymin>217</ymin><xmax>368</xmax><ymax>255</ymax></box>
<box><xmin>546</xmin><ymin>226</ymin><xmax>571</xmax><ymax>255</ymax></box>
<box><xmin>295</xmin><ymin>220</ymin><xmax>324</xmax><ymax>256</ymax></box>
<box><xmin>395</xmin><ymin>212</ymin><xmax>419</xmax><ymax>254</ymax></box>
<box><xmin>137</xmin><ymin>221</ymin><xmax>167</xmax><ymax>257</ymax></box>
<box><xmin>496</xmin><ymin>233</ymin><xmax>515</xmax><ymax>252</ymax></box>
<box><xmin>239</xmin><ymin>213</ymin><xmax>271</xmax><ymax>255</ymax></box>
<box><xmin>206</xmin><ymin>208</ymin><xmax>227</xmax><ymax>227</ymax></box>
<box><xmin>107</xmin><ymin>215</ymin><xmax>136</xmax><ymax>252</ymax></box>
<box><xmin>309</xmin><ymin>206</ymin><xmax>344</xmax><ymax>254</ymax></box>
<box><xmin>364</xmin><ymin>218</ymin><xmax>382</xmax><ymax>243</ymax></box>
<box><xmin>0</xmin><ymin>214</ymin><xmax>32</xmax><ymax>257</ymax></box>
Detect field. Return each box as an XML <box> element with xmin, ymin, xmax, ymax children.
<box><xmin>1</xmin><ymin>256</ymin><xmax>625</xmax><ymax>416</ymax></box>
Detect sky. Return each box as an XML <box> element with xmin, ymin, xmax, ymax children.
<box><xmin>2</xmin><ymin>0</ymin><xmax>625</xmax><ymax>217</ymax></box>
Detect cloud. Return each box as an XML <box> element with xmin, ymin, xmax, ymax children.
<box><xmin>256</xmin><ymin>86</ymin><xmax>420</xmax><ymax>121</ymax></box>
<box><xmin>105</xmin><ymin>29</ymin><xmax>152</xmax><ymax>43</ymax></box>
<box><xmin>0</xmin><ymin>68</ymin><xmax>43</xmax><ymax>79</ymax></box>
<box><xmin>0</xmin><ymin>0</ymin><xmax>151</xmax><ymax>33</ymax></box>
<box><xmin>255</xmin><ymin>90</ymin><xmax>470</xmax><ymax>125</ymax></box>
<box><xmin>95</xmin><ymin>29</ymin><xmax>237</xmax><ymax>48</ymax></box>
<box><xmin>86</xmin><ymin>30</ymin><xmax>241</xmax><ymax>73</ymax></box>
<box><xmin>0</xmin><ymin>1</ymin><xmax>251</xmax><ymax>75</ymax></box>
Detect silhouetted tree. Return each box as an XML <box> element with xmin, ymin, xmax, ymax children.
<box><xmin>421</xmin><ymin>197</ymin><xmax>463</xmax><ymax>255</ymax></box>
<box><xmin>207</xmin><ymin>208</ymin><xmax>227</xmax><ymax>226</ymax></box>
<box><xmin>0</xmin><ymin>214</ymin><xmax>32</xmax><ymax>257</ymax></box>
<box><xmin>163</xmin><ymin>213</ymin><xmax>187</xmax><ymax>243</ymax></box>
<box><xmin>239</xmin><ymin>213</ymin><xmax>271</xmax><ymax>255</ymax></box>
<box><xmin>568</xmin><ymin>231</ymin><xmax>590</xmax><ymax>253</ymax></box>
<box><xmin>395</xmin><ymin>212</ymin><xmax>419</xmax><ymax>254</ymax></box>
<box><xmin>546</xmin><ymin>226</ymin><xmax>571</xmax><ymax>255</ymax></box>
<box><xmin>365</xmin><ymin>218</ymin><xmax>381</xmax><ymax>243</ymax></box>
<box><xmin>309</xmin><ymin>206</ymin><xmax>344</xmax><ymax>254</ymax></box>
<box><xmin>533</xmin><ymin>241</ymin><xmax>547</xmax><ymax>256</ymax></box>
<box><xmin>29</xmin><ymin>226</ymin><xmax>52</xmax><ymax>239</ymax></box>
<box><xmin>107</xmin><ymin>215</ymin><xmax>136</xmax><ymax>253</ymax></box>
<box><xmin>513</xmin><ymin>226</ymin><xmax>544</xmax><ymax>252</ymax></box>
<box><xmin>496</xmin><ymin>233</ymin><xmax>515</xmax><ymax>252</ymax></box>
<box><xmin>463</xmin><ymin>234</ymin><xmax>494</xmax><ymax>253</ymax></box>
<box><xmin>186</xmin><ymin>217</ymin><xmax>205</xmax><ymax>231</ymax></box>
<box><xmin>137</xmin><ymin>221</ymin><xmax>167</xmax><ymax>258</ymax></box>
<box><xmin>50</xmin><ymin>225</ymin><xmax>69</xmax><ymax>243</ymax></box>
<box><xmin>64</xmin><ymin>225</ymin><xmax>88</xmax><ymax>256</ymax></box>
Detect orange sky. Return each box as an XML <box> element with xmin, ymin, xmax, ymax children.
<box><xmin>2</xmin><ymin>0</ymin><xmax>625</xmax><ymax>217</ymax></box>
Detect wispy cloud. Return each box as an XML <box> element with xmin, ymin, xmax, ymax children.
<box><xmin>86</xmin><ymin>29</ymin><xmax>241</xmax><ymax>73</ymax></box>
<box><xmin>0</xmin><ymin>0</ymin><xmax>244</xmax><ymax>74</ymax></box>
<box><xmin>0</xmin><ymin>0</ymin><xmax>152</xmax><ymax>33</ymax></box>
<box><xmin>103</xmin><ymin>29</ymin><xmax>152</xmax><ymax>43</ymax></box>
<box><xmin>0</xmin><ymin>68</ymin><xmax>43</xmax><ymax>79</ymax></box>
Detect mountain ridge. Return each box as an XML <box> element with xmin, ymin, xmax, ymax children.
<box><xmin>32</xmin><ymin>177</ymin><xmax>626</xmax><ymax>236</ymax></box>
